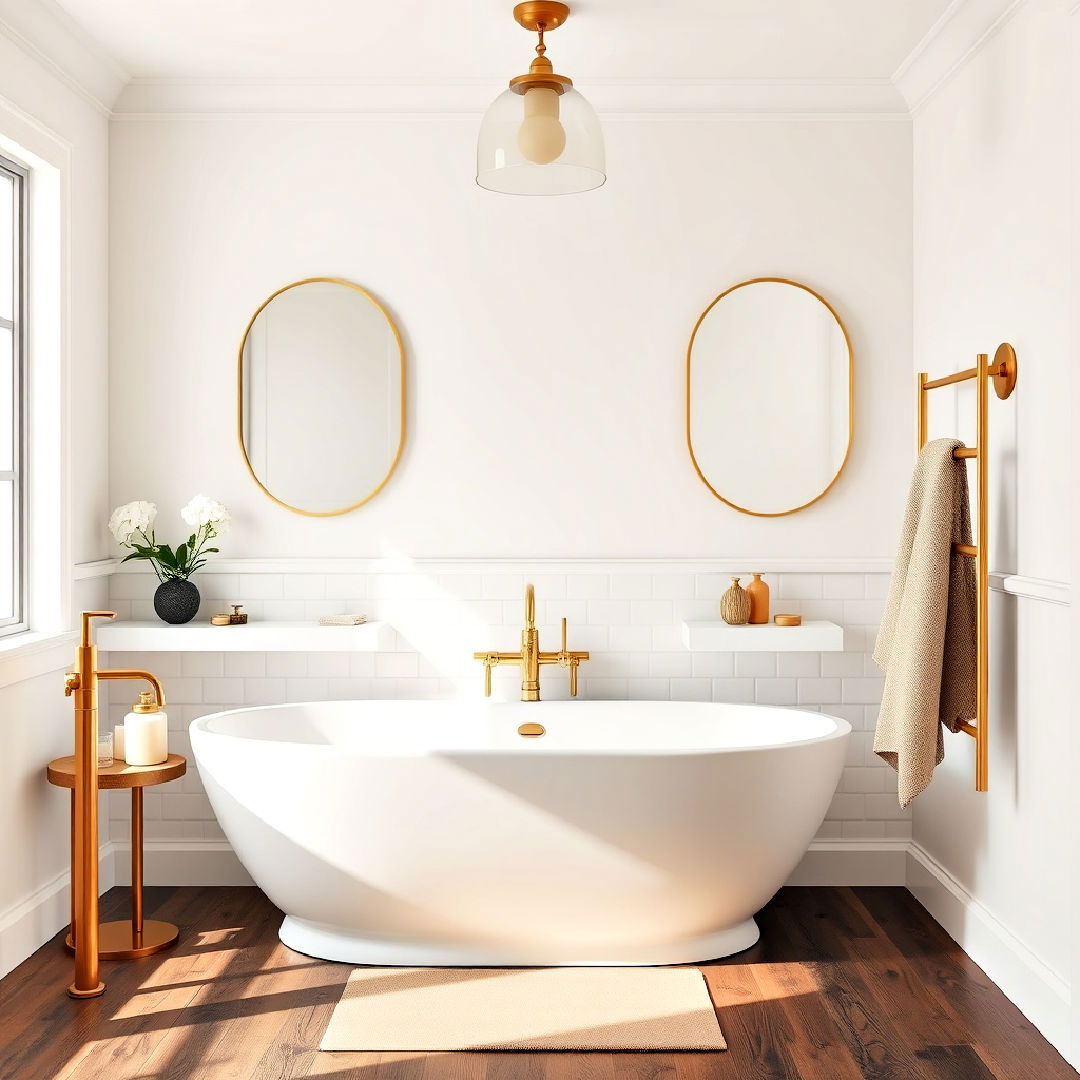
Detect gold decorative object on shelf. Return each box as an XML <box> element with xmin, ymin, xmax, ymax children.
<box><xmin>61</xmin><ymin>612</ymin><xmax>168</xmax><ymax>999</ymax></box>
<box><xmin>917</xmin><ymin>342</ymin><xmax>1019</xmax><ymax>793</ymax></box>
<box><xmin>474</xmin><ymin>584</ymin><xmax>589</xmax><ymax>701</ymax></box>
<box><xmin>774</xmin><ymin>613</ymin><xmax>802</xmax><ymax>626</ymax></box>
<box><xmin>720</xmin><ymin>578</ymin><xmax>751</xmax><ymax>625</ymax></box>
<box><xmin>747</xmin><ymin>573</ymin><xmax>770</xmax><ymax>624</ymax></box>
<box><xmin>210</xmin><ymin>614</ymin><xmax>231</xmax><ymax>625</ymax></box>
<box><xmin>229</xmin><ymin>605</ymin><xmax>248</xmax><ymax>624</ymax></box>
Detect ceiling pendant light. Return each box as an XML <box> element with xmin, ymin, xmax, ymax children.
<box><xmin>477</xmin><ymin>2</ymin><xmax>605</xmax><ymax>196</ymax></box>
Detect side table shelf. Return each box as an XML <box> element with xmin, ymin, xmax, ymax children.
<box><xmin>47</xmin><ymin>754</ymin><xmax>187</xmax><ymax>960</ymax></box>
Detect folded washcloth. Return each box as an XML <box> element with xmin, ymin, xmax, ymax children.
<box><xmin>318</xmin><ymin>614</ymin><xmax>368</xmax><ymax>626</ymax></box>
<box><xmin>873</xmin><ymin>438</ymin><xmax>977</xmax><ymax>807</ymax></box>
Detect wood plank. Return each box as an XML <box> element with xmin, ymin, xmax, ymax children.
<box><xmin>699</xmin><ymin>957</ymin><xmax>803</xmax><ymax>1079</ymax></box>
<box><xmin>853</xmin><ymin>887</ymin><xmax>1076</xmax><ymax>1080</ymax></box>
<box><xmin>772</xmin><ymin>888</ymin><xmax>938</xmax><ymax>1080</ymax></box>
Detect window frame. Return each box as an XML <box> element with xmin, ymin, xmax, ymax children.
<box><xmin>0</xmin><ymin>152</ymin><xmax>28</xmax><ymax>638</ymax></box>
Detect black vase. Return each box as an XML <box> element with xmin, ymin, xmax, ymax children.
<box><xmin>154</xmin><ymin>578</ymin><xmax>200</xmax><ymax>624</ymax></box>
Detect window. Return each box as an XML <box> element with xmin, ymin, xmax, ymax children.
<box><xmin>0</xmin><ymin>154</ymin><xmax>26</xmax><ymax>636</ymax></box>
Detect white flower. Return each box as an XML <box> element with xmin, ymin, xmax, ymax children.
<box><xmin>181</xmin><ymin>495</ymin><xmax>230</xmax><ymax>533</ymax></box>
<box><xmin>108</xmin><ymin>500</ymin><xmax>157</xmax><ymax>545</ymax></box>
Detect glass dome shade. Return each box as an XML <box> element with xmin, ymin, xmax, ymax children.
<box><xmin>476</xmin><ymin>85</ymin><xmax>606</xmax><ymax>196</ymax></box>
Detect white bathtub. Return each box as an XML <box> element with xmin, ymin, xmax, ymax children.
<box><xmin>190</xmin><ymin>700</ymin><xmax>849</xmax><ymax>966</ymax></box>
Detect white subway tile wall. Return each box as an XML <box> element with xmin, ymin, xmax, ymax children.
<box><xmin>105</xmin><ymin>569</ymin><xmax>906</xmax><ymax>845</ymax></box>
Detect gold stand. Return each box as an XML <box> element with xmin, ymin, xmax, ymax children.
<box><xmin>48</xmin><ymin>738</ymin><xmax>185</xmax><ymax>986</ymax></box>
<box><xmin>63</xmin><ymin>786</ymin><xmax>179</xmax><ymax>960</ymax></box>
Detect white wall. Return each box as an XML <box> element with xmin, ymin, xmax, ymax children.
<box><xmin>0</xmin><ymin>22</ymin><xmax>112</xmax><ymax>976</ymax></box>
<box><xmin>109</xmin><ymin>115</ymin><xmax>912</xmax><ymax>560</ymax></box>
<box><xmin>908</xmin><ymin>0</ymin><xmax>1077</xmax><ymax>1065</ymax></box>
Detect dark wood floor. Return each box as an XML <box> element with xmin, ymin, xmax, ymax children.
<box><xmin>0</xmin><ymin>886</ymin><xmax>1074</xmax><ymax>1080</ymax></box>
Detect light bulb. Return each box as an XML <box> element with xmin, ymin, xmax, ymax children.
<box><xmin>517</xmin><ymin>87</ymin><xmax>565</xmax><ymax>164</ymax></box>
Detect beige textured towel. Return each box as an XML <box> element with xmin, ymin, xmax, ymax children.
<box><xmin>874</xmin><ymin>438</ymin><xmax>977</xmax><ymax>807</ymax></box>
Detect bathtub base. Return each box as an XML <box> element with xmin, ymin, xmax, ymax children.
<box><xmin>278</xmin><ymin>915</ymin><xmax>761</xmax><ymax>967</ymax></box>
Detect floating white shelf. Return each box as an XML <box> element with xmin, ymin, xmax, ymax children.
<box><xmin>681</xmin><ymin>620</ymin><xmax>844</xmax><ymax>652</ymax></box>
<box><xmin>96</xmin><ymin>620</ymin><xmax>388</xmax><ymax>653</ymax></box>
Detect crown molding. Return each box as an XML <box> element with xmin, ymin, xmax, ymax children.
<box><xmin>892</xmin><ymin>0</ymin><xmax>1027</xmax><ymax>113</ymax></box>
<box><xmin>0</xmin><ymin>0</ymin><xmax>128</xmax><ymax>115</ymax></box>
<box><xmin>112</xmin><ymin>75</ymin><xmax>909</xmax><ymax>119</ymax></box>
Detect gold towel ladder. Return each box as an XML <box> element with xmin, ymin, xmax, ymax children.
<box><xmin>917</xmin><ymin>343</ymin><xmax>1018</xmax><ymax>792</ymax></box>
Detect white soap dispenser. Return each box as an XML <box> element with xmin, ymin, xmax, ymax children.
<box><xmin>124</xmin><ymin>690</ymin><xmax>168</xmax><ymax>766</ymax></box>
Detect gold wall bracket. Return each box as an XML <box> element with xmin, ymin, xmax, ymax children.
<box><xmin>918</xmin><ymin>343</ymin><xmax>1019</xmax><ymax>793</ymax></box>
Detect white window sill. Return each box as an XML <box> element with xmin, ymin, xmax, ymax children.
<box><xmin>0</xmin><ymin>629</ymin><xmax>78</xmax><ymax>690</ymax></box>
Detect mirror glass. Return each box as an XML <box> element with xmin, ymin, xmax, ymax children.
<box><xmin>687</xmin><ymin>278</ymin><xmax>852</xmax><ymax>516</ymax></box>
<box><xmin>239</xmin><ymin>278</ymin><xmax>404</xmax><ymax>516</ymax></box>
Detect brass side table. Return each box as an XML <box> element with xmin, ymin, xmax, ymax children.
<box><xmin>47</xmin><ymin>753</ymin><xmax>187</xmax><ymax>960</ymax></box>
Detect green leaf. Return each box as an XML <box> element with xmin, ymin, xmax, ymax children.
<box><xmin>121</xmin><ymin>551</ymin><xmax>147</xmax><ymax>563</ymax></box>
<box><xmin>205</xmin><ymin>548</ymin><xmax>219</xmax><ymax>554</ymax></box>
<box><xmin>175</xmin><ymin>542</ymin><xmax>188</xmax><ymax>570</ymax></box>
<box><xmin>155</xmin><ymin>544</ymin><xmax>177</xmax><ymax>568</ymax></box>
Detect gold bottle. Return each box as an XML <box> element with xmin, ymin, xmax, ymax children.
<box><xmin>747</xmin><ymin>572</ymin><xmax>770</xmax><ymax>624</ymax></box>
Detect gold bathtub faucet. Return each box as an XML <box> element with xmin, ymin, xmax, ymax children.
<box><xmin>474</xmin><ymin>584</ymin><xmax>589</xmax><ymax>702</ymax></box>
<box><xmin>63</xmin><ymin>611</ymin><xmax>166</xmax><ymax>1000</ymax></box>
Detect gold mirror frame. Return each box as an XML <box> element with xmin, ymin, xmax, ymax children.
<box><xmin>685</xmin><ymin>276</ymin><xmax>854</xmax><ymax>518</ymax></box>
<box><xmin>237</xmin><ymin>277</ymin><xmax>406</xmax><ymax>517</ymax></box>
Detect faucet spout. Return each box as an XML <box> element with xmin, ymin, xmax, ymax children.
<box><xmin>97</xmin><ymin>669</ymin><xmax>167</xmax><ymax>711</ymax></box>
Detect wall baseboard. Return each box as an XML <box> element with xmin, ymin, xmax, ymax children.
<box><xmin>906</xmin><ymin>842</ymin><xmax>1072</xmax><ymax>1065</ymax></box>
<box><xmin>112</xmin><ymin>840</ymin><xmax>254</xmax><ymax>887</ymax></box>
<box><xmin>110</xmin><ymin>837</ymin><xmax>907</xmax><ymax>890</ymax></box>
<box><xmin>789</xmin><ymin>839</ymin><xmax>910</xmax><ymax>886</ymax></box>
<box><xmin>0</xmin><ymin>842</ymin><xmax>116</xmax><ymax>982</ymax></box>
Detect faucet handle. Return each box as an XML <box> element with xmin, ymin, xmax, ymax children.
<box><xmin>63</xmin><ymin>672</ymin><xmax>79</xmax><ymax>696</ymax></box>
<box><xmin>473</xmin><ymin>652</ymin><xmax>500</xmax><ymax>697</ymax></box>
<box><xmin>79</xmin><ymin>610</ymin><xmax>117</xmax><ymax>647</ymax></box>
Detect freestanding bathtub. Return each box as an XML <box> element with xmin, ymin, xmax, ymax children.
<box><xmin>190</xmin><ymin>700</ymin><xmax>849</xmax><ymax>966</ymax></box>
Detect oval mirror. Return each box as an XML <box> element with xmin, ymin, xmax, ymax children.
<box><xmin>686</xmin><ymin>278</ymin><xmax>852</xmax><ymax>517</ymax></box>
<box><xmin>238</xmin><ymin>278</ymin><xmax>405</xmax><ymax>516</ymax></box>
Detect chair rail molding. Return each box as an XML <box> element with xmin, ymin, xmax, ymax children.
<box><xmin>100</xmin><ymin>556</ymin><xmax>896</xmax><ymax>576</ymax></box>
<box><xmin>988</xmin><ymin>573</ymin><xmax>1070</xmax><ymax>606</ymax></box>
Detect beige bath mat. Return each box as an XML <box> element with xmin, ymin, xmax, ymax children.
<box><xmin>320</xmin><ymin>967</ymin><xmax>726</xmax><ymax>1051</ymax></box>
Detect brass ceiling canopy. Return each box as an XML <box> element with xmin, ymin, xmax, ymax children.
<box><xmin>509</xmin><ymin>1</ymin><xmax>573</xmax><ymax>95</ymax></box>
<box><xmin>513</xmin><ymin>1</ymin><xmax>568</xmax><ymax>32</ymax></box>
